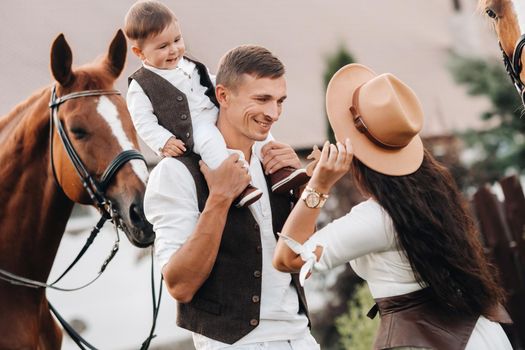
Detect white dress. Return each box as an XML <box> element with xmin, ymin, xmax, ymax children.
<box><xmin>288</xmin><ymin>199</ymin><xmax>512</xmax><ymax>350</ymax></box>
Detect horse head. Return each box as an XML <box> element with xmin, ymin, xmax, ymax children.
<box><xmin>482</xmin><ymin>0</ymin><xmax>525</xmax><ymax>102</ymax></box>
<box><xmin>49</xmin><ymin>30</ymin><xmax>155</xmax><ymax>248</ymax></box>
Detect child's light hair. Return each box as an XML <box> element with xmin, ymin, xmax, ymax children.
<box><xmin>124</xmin><ymin>0</ymin><xmax>177</xmax><ymax>47</ymax></box>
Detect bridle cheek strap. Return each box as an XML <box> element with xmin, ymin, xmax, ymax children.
<box><xmin>48</xmin><ymin>85</ymin><xmax>146</xmax><ymax>213</ymax></box>
<box><xmin>500</xmin><ymin>34</ymin><xmax>525</xmax><ymax>106</ymax></box>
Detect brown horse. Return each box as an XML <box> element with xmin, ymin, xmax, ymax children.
<box><xmin>481</xmin><ymin>0</ymin><xmax>525</xmax><ymax>104</ymax></box>
<box><xmin>0</xmin><ymin>31</ymin><xmax>155</xmax><ymax>349</ymax></box>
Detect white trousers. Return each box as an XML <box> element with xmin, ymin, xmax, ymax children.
<box><xmin>194</xmin><ymin>333</ymin><xmax>320</xmax><ymax>350</ymax></box>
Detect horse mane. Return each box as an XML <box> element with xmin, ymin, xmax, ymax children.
<box><xmin>0</xmin><ymin>88</ymin><xmax>47</xmax><ymax>125</ymax></box>
<box><xmin>0</xmin><ymin>88</ymin><xmax>49</xmax><ymax>144</ymax></box>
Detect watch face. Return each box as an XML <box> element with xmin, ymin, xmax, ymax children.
<box><xmin>305</xmin><ymin>192</ymin><xmax>320</xmax><ymax>208</ymax></box>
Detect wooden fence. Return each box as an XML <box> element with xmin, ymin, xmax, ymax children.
<box><xmin>472</xmin><ymin>174</ymin><xmax>525</xmax><ymax>349</ymax></box>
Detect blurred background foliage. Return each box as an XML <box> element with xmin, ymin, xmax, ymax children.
<box><xmin>323</xmin><ymin>46</ymin><xmax>355</xmax><ymax>145</ymax></box>
<box><xmin>448</xmin><ymin>54</ymin><xmax>525</xmax><ymax>188</ymax></box>
<box><xmin>336</xmin><ymin>282</ymin><xmax>380</xmax><ymax>350</ymax></box>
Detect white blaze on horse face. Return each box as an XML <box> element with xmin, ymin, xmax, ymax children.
<box><xmin>96</xmin><ymin>96</ymin><xmax>149</xmax><ymax>184</ymax></box>
<box><xmin>513</xmin><ymin>0</ymin><xmax>525</xmax><ymax>35</ymax></box>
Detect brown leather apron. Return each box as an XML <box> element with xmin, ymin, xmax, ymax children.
<box><xmin>367</xmin><ymin>288</ymin><xmax>512</xmax><ymax>350</ymax></box>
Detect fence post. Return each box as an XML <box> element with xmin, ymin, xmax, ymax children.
<box><xmin>472</xmin><ymin>185</ymin><xmax>524</xmax><ymax>348</ymax></box>
<box><xmin>500</xmin><ymin>175</ymin><xmax>525</xmax><ymax>271</ymax></box>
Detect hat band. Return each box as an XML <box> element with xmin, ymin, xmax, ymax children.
<box><xmin>350</xmin><ymin>85</ymin><xmax>404</xmax><ymax>150</ymax></box>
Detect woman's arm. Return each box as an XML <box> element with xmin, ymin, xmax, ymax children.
<box><xmin>273</xmin><ymin>139</ymin><xmax>353</xmax><ymax>272</ymax></box>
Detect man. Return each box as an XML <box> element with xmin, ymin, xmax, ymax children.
<box><xmin>144</xmin><ymin>45</ymin><xmax>318</xmax><ymax>349</ymax></box>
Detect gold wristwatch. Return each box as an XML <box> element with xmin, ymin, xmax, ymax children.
<box><xmin>301</xmin><ymin>186</ymin><xmax>329</xmax><ymax>209</ymax></box>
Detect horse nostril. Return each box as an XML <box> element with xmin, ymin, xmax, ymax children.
<box><xmin>129</xmin><ymin>202</ymin><xmax>145</xmax><ymax>228</ymax></box>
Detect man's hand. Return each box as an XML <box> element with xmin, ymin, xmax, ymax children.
<box><xmin>162</xmin><ymin>136</ymin><xmax>186</xmax><ymax>157</ymax></box>
<box><xmin>261</xmin><ymin>140</ymin><xmax>302</xmax><ymax>175</ymax></box>
<box><xmin>199</xmin><ymin>154</ymin><xmax>251</xmax><ymax>204</ymax></box>
<box><xmin>163</xmin><ymin>154</ymin><xmax>251</xmax><ymax>303</ymax></box>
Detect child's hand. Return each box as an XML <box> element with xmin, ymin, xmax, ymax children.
<box><xmin>162</xmin><ymin>137</ymin><xmax>186</xmax><ymax>157</ymax></box>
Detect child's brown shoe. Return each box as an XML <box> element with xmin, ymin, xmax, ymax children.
<box><xmin>270</xmin><ymin>167</ymin><xmax>310</xmax><ymax>194</ymax></box>
<box><xmin>234</xmin><ymin>184</ymin><xmax>263</xmax><ymax>208</ymax></box>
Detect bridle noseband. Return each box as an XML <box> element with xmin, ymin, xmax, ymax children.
<box><xmin>0</xmin><ymin>85</ymin><xmax>149</xmax><ymax>290</ymax></box>
<box><xmin>500</xmin><ymin>33</ymin><xmax>525</xmax><ymax>106</ymax></box>
<box><xmin>49</xmin><ymin>84</ymin><xmax>146</xmax><ymax>217</ymax></box>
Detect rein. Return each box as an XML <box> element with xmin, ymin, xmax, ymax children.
<box><xmin>500</xmin><ymin>33</ymin><xmax>525</xmax><ymax>106</ymax></box>
<box><xmin>0</xmin><ymin>215</ymin><xmax>118</xmax><ymax>292</ymax></box>
<box><xmin>0</xmin><ymin>85</ymin><xmax>143</xmax><ymax>290</ymax></box>
<box><xmin>0</xmin><ymin>85</ymin><xmax>162</xmax><ymax>349</ymax></box>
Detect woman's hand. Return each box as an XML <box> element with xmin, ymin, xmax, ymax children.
<box><xmin>308</xmin><ymin>138</ymin><xmax>353</xmax><ymax>193</ymax></box>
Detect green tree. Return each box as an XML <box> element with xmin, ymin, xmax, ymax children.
<box><xmin>323</xmin><ymin>46</ymin><xmax>355</xmax><ymax>143</ymax></box>
<box><xmin>448</xmin><ymin>54</ymin><xmax>525</xmax><ymax>187</ymax></box>
<box><xmin>336</xmin><ymin>282</ymin><xmax>379</xmax><ymax>350</ymax></box>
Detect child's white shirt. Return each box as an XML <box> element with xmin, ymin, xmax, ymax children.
<box><xmin>127</xmin><ymin>58</ymin><xmax>272</xmax><ymax>168</ymax></box>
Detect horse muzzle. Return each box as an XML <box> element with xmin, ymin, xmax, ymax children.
<box><xmin>109</xmin><ymin>194</ymin><xmax>155</xmax><ymax>248</ymax></box>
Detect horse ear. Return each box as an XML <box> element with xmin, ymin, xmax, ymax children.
<box><xmin>50</xmin><ymin>33</ymin><xmax>74</xmax><ymax>87</ymax></box>
<box><xmin>105</xmin><ymin>29</ymin><xmax>127</xmax><ymax>78</ymax></box>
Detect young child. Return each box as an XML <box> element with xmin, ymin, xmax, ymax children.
<box><xmin>124</xmin><ymin>0</ymin><xmax>308</xmax><ymax>207</ymax></box>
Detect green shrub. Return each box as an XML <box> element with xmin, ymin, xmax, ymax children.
<box><xmin>335</xmin><ymin>282</ymin><xmax>379</xmax><ymax>350</ymax></box>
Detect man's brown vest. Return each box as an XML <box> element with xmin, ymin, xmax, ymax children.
<box><xmin>128</xmin><ymin>57</ymin><xmax>218</xmax><ymax>155</ymax></box>
<box><xmin>177</xmin><ymin>154</ymin><xmax>310</xmax><ymax>344</ymax></box>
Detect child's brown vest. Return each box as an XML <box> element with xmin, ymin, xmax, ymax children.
<box><xmin>128</xmin><ymin>57</ymin><xmax>218</xmax><ymax>154</ymax></box>
<box><xmin>177</xmin><ymin>153</ymin><xmax>310</xmax><ymax>344</ymax></box>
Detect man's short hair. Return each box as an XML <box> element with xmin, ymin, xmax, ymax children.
<box><xmin>216</xmin><ymin>45</ymin><xmax>285</xmax><ymax>91</ymax></box>
<box><xmin>124</xmin><ymin>0</ymin><xmax>177</xmax><ymax>46</ymax></box>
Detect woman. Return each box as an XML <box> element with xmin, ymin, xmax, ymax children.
<box><xmin>273</xmin><ymin>64</ymin><xmax>512</xmax><ymax>350</ymax></box>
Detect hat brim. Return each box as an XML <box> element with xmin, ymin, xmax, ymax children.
<box><xmin>326</xmin><ymin>64</ymin><xmax>424</xmax><ymax>176</ymax></box>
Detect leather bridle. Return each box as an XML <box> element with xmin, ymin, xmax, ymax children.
<box><xmin>48</xmin><ymin>84</ymin><xmax>146</xmax><ymax>216</ymax></box>
<box><xmin>0</xmin><ymin>85</ymin><xmax>161</xmax><ymax>349</ymax></box>
<box><xmin>0</xmin><ymin>85</ymin><xmax>148</xmax><ymax>291</ymax></box>
<box><xmin>47</xmin><ymin>85</ymin><xmax>160</xmax><ymax>350</ymax></box>
<box><xmin>500</xmin><ymin>33</ymin><xmax>525</xmax><ymax>106</ymax></box>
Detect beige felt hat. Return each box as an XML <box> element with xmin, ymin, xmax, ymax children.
<box><xmin>326</xmin><ymin>63</ymin><xmax>424</xmax><ymax>176</ymax></box>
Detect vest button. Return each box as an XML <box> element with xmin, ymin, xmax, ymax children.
<box><xmin>186</xmin><ymin>132</ymin><xmax>190</xmax><ymax>138</ymax></box>
<box><xmin>253</xmin><ymin>223</ymin><xmax>259</xmax><ymax>230</ymax></box>
<box><xmin>256</xmin><ymin>245</ymin><xmax>262</xmax><ymax>253</ymax></box>
<box><xmin>180</xmin><ymin>114</ymin><xmax>188</xmax><ymax>120</ymax></box>
<box><xmin>176</xmin><ymin>95</ymin><xmax>183</xmax><ymax>101</ymax></box>
<box><xmin>252</xmin><ymin>295</ymin><xmax>260</xmax><ymax>303</ymax></box>
<box><xmin>250</xmin><ymin>318</ymin><xmax>259</xmax><ymax>326</ymax></box>
<box><xmin>253</xmin><ymin>270</ymin><xmax>261</xmax><ymax>278</ymax></box>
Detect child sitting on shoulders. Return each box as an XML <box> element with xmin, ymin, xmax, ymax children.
<box><xmin>124</xmin><ymin>0</ymin><xmax>308</xmax><ymax>207</ymax></box>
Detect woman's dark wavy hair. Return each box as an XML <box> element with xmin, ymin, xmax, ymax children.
<box><xmin>352</xmin><ymin>149</ymin><xmax>505</xmax><ymax>316</ymax></box>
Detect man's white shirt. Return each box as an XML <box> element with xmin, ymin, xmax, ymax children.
<box><xmin>144</xmin><ymin>148</ymin><xmax>310</xmax><ymax>349</ymax></box>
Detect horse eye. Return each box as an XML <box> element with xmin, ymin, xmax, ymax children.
<box><xmin>70</xmin><ymin>127</ymin><xmax>88</xmax><ymax>140</ymax></box>
<box><xmin>486</xmin><ymin>8</ymin><xmax>497</xmax><ymax>19</ymax></box>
